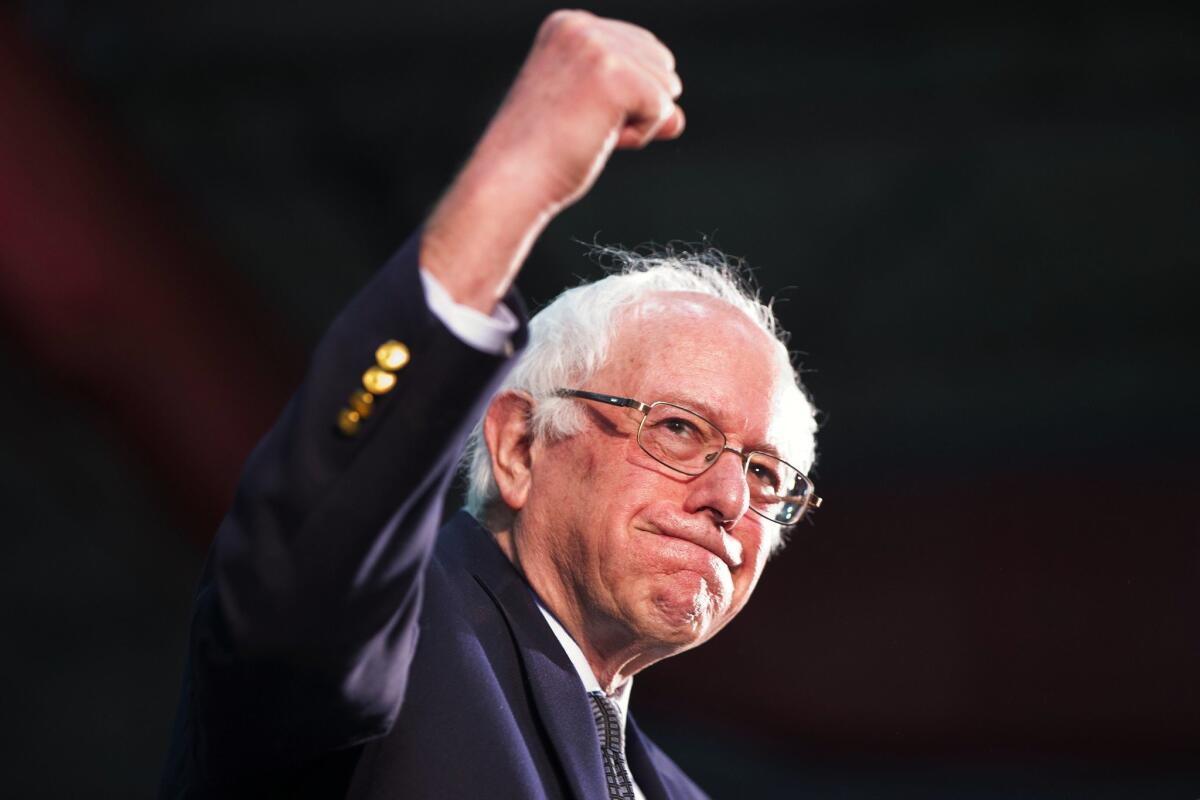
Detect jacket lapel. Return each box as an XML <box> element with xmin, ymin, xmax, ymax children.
<box><xmin>625</xmin><ymin>715</ymin><xmax>673</xmax><ymax>800</ymax></box>
<box><xmin>457</xmin><ymin>516</ymin><xmax>608</xmax><ymax>800</ymax></box>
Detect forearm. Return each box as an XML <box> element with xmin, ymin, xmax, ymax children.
<box><xmin>420</xmin><ymin>156</ymin><xmax>556</xmax><ymax>315</ymax></box>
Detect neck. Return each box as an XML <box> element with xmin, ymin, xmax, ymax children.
<box><xmin>492</xmin><ymin>526</ymin><xmax>671</xmax><ymax>693</ymax></box>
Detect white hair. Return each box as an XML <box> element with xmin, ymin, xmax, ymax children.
<box><xmin>460</xmin><ymin>244</ymin><xmax>818</xmax><ymax>551</ymax></box>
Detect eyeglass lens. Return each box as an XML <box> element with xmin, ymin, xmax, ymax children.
<box><xmin>638</xmin><ymin>403</ymin><xmax>812</xmax><ymax>524</ymax></box>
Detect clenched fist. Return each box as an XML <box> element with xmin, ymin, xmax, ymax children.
<box><xmin>421</xmin><ymin>11</ymin><xmax>684</xmax><ymax>313</ymax></box>
<box><xmin>481</xmin><ymin>10</ymin><xmax>685</xmax><ymax>209</ymax></box>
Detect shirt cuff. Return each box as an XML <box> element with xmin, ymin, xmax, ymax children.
<box><xmin>419</xmin><ymin>268</ymin><xmax>519</xmax><ymax>356</ymax></box>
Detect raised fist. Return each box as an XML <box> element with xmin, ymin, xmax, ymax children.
<box><xmin>472</xmin><ymin>10</ymin><xmax>685</xmax><ymax>212</ymax></box>
<box><xmin>421</xmin><ymin>11</ymin><xmax>684</xmax><ymax>312</ymax></box>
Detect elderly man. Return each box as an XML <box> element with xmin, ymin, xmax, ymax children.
<box><xmin>161</xmin><ymin>10</ymin><xmax>819</xmax><ymax>799</ymax></box>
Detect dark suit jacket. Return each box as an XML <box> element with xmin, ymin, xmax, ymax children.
<box><xmin>160</xmin><ymin>235</ymin><xmax>709</xmax><ymax>799</ymax></box>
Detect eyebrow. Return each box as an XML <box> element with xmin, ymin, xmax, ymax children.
<box><xmin>656</xmin><ymin>394</ymin><xmax>785</xmax><ymax>459</ymax></box>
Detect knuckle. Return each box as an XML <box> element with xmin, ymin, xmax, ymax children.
<box><xmin>542</xmin><ymin>9</ymin><xmax>591</xmax><ymax>41</ymax></box>
<box><xmin>642</xmin><ymin>35</ymin><xmax>675</xmax><ymax>70</ymax></box>
<box><xmin>591</xmin><ymin>49</ymin><xmax>624</xmax><ymax>79</ymax></box>
<box><xmin>576</xmin><ymin>44</ymin><xmax>627</xmax><ymax>93</ymax></box>
<box><xmin>576</xmin><ymin>25</ymin><xmax>612</xmax><ymax>61</ymax></box>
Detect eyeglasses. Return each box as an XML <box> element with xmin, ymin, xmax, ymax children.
<box><xmin>555</xmin><ymin>389</ymin><xmax>822</xmax><ymax>526</ymax></box>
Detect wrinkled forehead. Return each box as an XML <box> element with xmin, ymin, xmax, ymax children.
<box><xmin>601</xmin><ymin>292</ymin><xmax>810</xmax><ymax>464</ymax></box>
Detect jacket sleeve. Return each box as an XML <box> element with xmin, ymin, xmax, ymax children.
<box><xmin>166</xmin><ymin>233</ymin><xmax>526</xmax><ymax>789</ymax></box>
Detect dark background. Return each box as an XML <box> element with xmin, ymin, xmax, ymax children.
<box><xmin>2</xmin><ymin>1</ymin><xmax>1198</xmax><ymax>797</ymax></box>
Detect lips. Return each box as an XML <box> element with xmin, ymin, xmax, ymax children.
<box><xmin>636</xmin><ymin>520</ymin><xmax>744</xmax><ymax>570</ymax></box>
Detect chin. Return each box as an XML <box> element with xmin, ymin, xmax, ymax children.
<box><xmin>642</xmin><ymin>571</ymin><xmax>730</xmax><ymax>646</ymax></box>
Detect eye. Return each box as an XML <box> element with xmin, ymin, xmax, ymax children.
<box><xmin>658</xmin><ymin>416</ymin><xmax>702</xmax><ymax>440</ymax></box>
<box><xmin>747</xmin><ymin>460</ymin><xmax>782</xmax><ymax>492</ymax></box>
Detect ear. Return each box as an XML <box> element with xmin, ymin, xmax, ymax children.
<box><xmin>483</xmin><ymin>390</ymin><xmax>535</xmax><ymax>512</ymax></box>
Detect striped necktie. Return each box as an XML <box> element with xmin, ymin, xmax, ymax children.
<box><xmin>587</xmin><ymin>691</ymin><xmax>637</xmax><ymax>800</ymax></box>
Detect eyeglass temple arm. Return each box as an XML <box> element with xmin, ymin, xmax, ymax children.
<box><xmin>554</xmin><ymin>389</ymin><xmax>652</xmax><ymax>414</ymax></box>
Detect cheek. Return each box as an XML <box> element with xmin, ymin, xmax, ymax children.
<box><xmin>535</xmin><ymin>435</ymin><xmax>604</xmax><ymax>513</ymax></box>
<box><xmin>577</xmin><ymin>445</ymin><xmax>599</xmax><ymax>479</ymax></box>
<box><xmin>579</xmin><ymin>448</ymin><xmax>659</xmax><ymax>568</ymax></box>
<box><xmin>600</xmin><ymin>443</ymin><xmax>670</xmax><ymax>516</ymax></box>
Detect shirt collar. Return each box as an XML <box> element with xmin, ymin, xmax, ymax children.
<box><xmin>533</xmin><ymin>596</ymin><xmax>633</xmax><ymax>726</ymax></box>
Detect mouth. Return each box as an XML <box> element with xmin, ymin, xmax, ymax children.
<box><xmin>635</xmin><ymin>523</ymin><xmax>743</xmax><ymax>571</ymax></box>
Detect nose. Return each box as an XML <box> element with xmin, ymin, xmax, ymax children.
<box><xmin>682</xmin><ymin>447</ymin><xmax>751</xmax><ymax>528</ymax></box>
